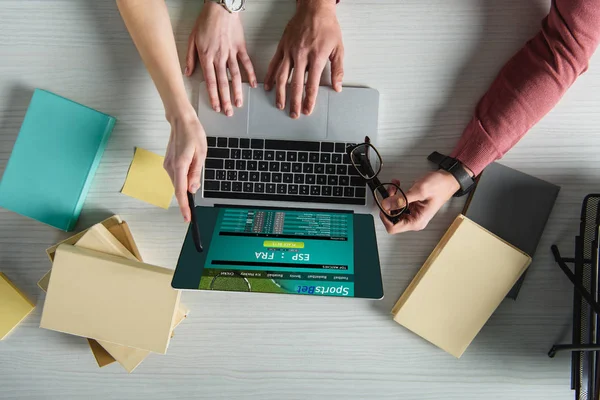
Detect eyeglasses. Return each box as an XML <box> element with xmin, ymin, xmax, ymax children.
<box><xmin>346</xmin><ymin>137</ymin><xmax>410</xmax><ymax>224</ymax></box>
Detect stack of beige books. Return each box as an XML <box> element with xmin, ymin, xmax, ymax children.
<box><xmin>38</xmin><ymin>216</ymin><xmax>188</xmax><ymax>372</ymax></box>
<box><xmin>391</xmin><ymin>215</ymin><xmax>531</xmax><ymax>358</ymax></box>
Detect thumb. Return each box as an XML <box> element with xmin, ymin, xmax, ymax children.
<box><xmin>185</xmin><ymin>34</ymin><xmax>197</xmax><ymax>77</ymax></box>
<box><xmin>379</xmin><ymin>179</ymin><xmax>402</xmax><ymax>210</ymax></box>
<box><xmin>187</xmin><ymin>152</ymin><xmax>203</xmax><ymax>193</ymax></box>
<box><xmin>330</xmin><ymin>46</ymin><xmax>344</xmax><ymax>92</ymax></box>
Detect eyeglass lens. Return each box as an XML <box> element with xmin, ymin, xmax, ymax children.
<box><xmin>350</xmin><ymin>144</ymin><xmax>382</xmax><ymax>180</ymax></box>
<box><xmin>374</xmin><ymin>183</ymin><xmax>407</xmax><ymax>217</ymax></box>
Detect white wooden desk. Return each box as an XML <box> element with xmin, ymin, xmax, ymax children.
<box><xmin>1</xmin><ymin>1</ymin><xmax>599</xmax><ymax>399</ymax></box>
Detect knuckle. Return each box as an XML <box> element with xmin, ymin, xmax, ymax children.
<box><xmin>290</xmin><ymin>81</ymin><xmax>303</xmax><ymax>92</ymax></box>
<box><xmin>293</xmin><ymin>46</ymin><xmax>309</xmax><ymax>59</ymax></box>
<box><xmin>217</xmin><ymin>76</ymin><xmax>229</xmax><ymax>87</ymax></box>
<box><xmin>198</xmin><ymin>47</ymin><xmax>211</xmax><ymax>59</ymax></box>
<box><xmin>174</xmin><ymin>159</ymin><xmax>189</xmax><ymax>170</ymax></box>
<box><xmin>238</xmin><ymin>51</ymin><xmax>250</xmax><ymax>62</ymax></box>
<box><xmin>206</xmin><ymin>80</ymin><xmax>218</xmax><ymax>91</ymax></box>
<box><xmin>276</xmin><ymin>69</ymin><xmax>288</xmax><ymax>82</ymax></box>
<box><xmin>217</xmin><ymin>55</ymin><xmax>228</xmax><ymax>67</ymax></box>
<box><xmin>305</xmin><ymin>86</ymin><xmax>317</xmax><ymax>97</ymax></box>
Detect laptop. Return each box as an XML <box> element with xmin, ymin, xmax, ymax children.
<box><xmin>172</xmin><ymin>204</ymin><xmax>384</xmax><ymax>299</ymax></box>
<box><xmin>197</xmin><ymin>83</ymin><xmax>379</xmax><ymax>212</ymax></box>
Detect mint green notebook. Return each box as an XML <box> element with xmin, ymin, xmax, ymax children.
<box><xmin>0</xmin><ymin>89</ymin><xmax>115</xmax><ymax>231</ymax></box>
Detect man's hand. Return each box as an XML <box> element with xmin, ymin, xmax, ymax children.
<box><xmin>163</xmin><ymin>110</ymin><xmax>208</xmax><ymax>222</ymax></box>
<box><xmin>379</xmin><ymin>171</ymin><xmax>461</xmax><ymax>234</ymax></box>
<box><xmin>265</xmin><ymin>0</ymin><xmax>343</xmax><ymax>119</ymax></box>
<box><xmin>185</xmin><ymin>1</ymin><xmax>257</xmax><ymax>116</ymax></box>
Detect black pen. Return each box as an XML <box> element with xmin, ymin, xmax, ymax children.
<box><xmin>187</xmin><ymin>191</ymin><xmax>203</xmax><ymax>253</ymax></box>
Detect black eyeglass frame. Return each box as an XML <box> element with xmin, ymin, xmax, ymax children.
<box><xmin>346</xmin><ymin>138</ymin><xmax>410</xmax><ymax>224</ymax></box>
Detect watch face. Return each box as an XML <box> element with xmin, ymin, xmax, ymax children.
<box><xmin>224</xmin><ymin>0</ymin><xmax>245</xmax><ymax>12</ymax></box>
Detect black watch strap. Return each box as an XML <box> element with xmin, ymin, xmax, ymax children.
<box><xmin>427</xmin><ymin>151</ymin><xmax>476</xmax><ymax>197</ymax></box>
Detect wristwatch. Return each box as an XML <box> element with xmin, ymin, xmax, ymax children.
<box><xmin>205</xmin><ymin>0</ymin><xmax>245</xmax><ymax>13</ymax></box>
<box><xmin>427</xmin><ymin>151</ymin><xmax>476</xmax><ymax>197</ymax></box>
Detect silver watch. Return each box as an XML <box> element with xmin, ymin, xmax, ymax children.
<box><xmin>205</xmin><ymin>0</ymin><xmax>245</xmax><ymax>13</ymax></box>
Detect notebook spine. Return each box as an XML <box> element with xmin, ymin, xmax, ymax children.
<box><xmin>67</xmin><ymin>117</ymin><xmax>116</xmax><ymax>231</ymax></box>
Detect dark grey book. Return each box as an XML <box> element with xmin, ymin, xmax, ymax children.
<box><xmin>463</xmin><ymin>162</ymin><xmax>560</xmax><ymax>299</ymax></box>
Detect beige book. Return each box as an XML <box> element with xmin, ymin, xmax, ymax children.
<box><xmin>40</xmin><ymin>245</ymin><xmax>181</xmax><ymax>354</ymax></box>
<box><xmin>45</xmin><ymin>215</ymin><xmax>142</xmax><ymax>263</ymax></box>
<box><xmin>41</xmin><ymin>217</ymin><xmax>139</xmax><ymax>367</ymax></box>
<box><xmin>45</xmin><ymin>215</ymin><xmax>123</xmax><ymax>262</ymax></box>
<box><xmin>391</xmin><ymin>215</ymin><xmax>531</xmax><ymax>358</ymax></box>
<box><xmin>40</xmin><ymin>282</ymin><xmax>189</xmax><ymax>371</ymax></box>
<box><xmin>75</xmin><ymin>224</ymin><xmax>138</xmax><ymax>261</ymax></box>
<box><xmin>40</xmin><ymin>217</ymin><xmax>142</xmax><ymax>290</ymax></box>
<box><xmin>40</xmin><ymin>219</ymin><xmax>188</xmax><ymax>369</ymax></box>
<box><xmin>87</xmin><ymin>339</ymin><xmax>116</xmax><ymax>367</ymax></box>
<box><xmin>99</xmin><ymin>305</ymin><xmax>189</xmax><ymax>373</ymax></box>
<box><xmin>40</xmin><ymin>218</ymin><xmax>141</xmax><ymax>291</ymax></box>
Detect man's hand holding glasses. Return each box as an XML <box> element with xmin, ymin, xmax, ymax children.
<box><xmin>348</xmin><ymin>137</ymin><xmax>472</xmax><ymax>235</ymax></box>
<box><xmin>379</xmin><ymin>171</ymin><xmax>462</xmax><ymax>234</ymax></box>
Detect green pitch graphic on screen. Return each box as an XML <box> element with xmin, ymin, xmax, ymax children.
<box><xmin>200</xmin><ymin>208</ymin><xmax>355</xmax><ymax>297</ymax></box>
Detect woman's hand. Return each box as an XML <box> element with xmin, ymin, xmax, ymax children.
<box><xmin>265</xmin><ymin>0</ymin><xmax>343</xmax><ymax>119</ymax></box>
<box><xmin>185</xmin><ymin>1</ymin><xmax>257</xmax><ymax>116</ymax></box>
<box><xmin>379</xmin><ymin>171</ymin><xmax>462</xmax><ymax>234</ymax></box>
<box><xmin>163</xmin><ymin>110</ymin><xmax>208</xmax><ymax>222</ymax></box>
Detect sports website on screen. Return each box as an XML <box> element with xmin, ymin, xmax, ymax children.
<box><xmin>200</xmin><ymin>208</ymin><xmax>355</xmax><ymax>297</ymax></box>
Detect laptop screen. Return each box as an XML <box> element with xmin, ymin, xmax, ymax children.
<box><xmin>200</xmin><ymin>207</ymin><xmax>356</xmax><ymax>297</ymax></box>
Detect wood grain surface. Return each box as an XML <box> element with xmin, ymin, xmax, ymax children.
<box><xmin>1</xmin><ymin>1</ymin><xmax>599</xmax><ymax>399</ymax></box>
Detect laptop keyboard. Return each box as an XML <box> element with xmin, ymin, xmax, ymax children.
<box><xmin>203</xmin><ymin>137</ymin><xmax>367</xmax><ymax>205</ymax></box>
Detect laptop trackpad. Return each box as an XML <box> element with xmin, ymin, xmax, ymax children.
<box><xmin>248</xmin><ymin>85</ymin><xmax>328</xmax><ymax>140</ymax></box>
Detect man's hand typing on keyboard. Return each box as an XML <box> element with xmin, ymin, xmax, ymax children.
<box><xmin>185</xmin><ymin>1</ymin><xmax>257</xmax><ymax>116</ymax></box>
<box><xmin>265</xmin><ymin>0</ymin><xmax>343</xmax><ymax>119</ymax></box>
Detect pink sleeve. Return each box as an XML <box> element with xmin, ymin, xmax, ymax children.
<box><xmin>451</xmin><ymin>0</ymin><xmax>600</xmax><ymax>175</ymax></box>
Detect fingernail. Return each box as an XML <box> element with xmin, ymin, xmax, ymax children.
<box><xmin>226</xmin><ymin>108</ymin><xmax>233</xmax><ymax>117</ymax></box>
<box><xmin>214</xmin><ymin>105</ymin><xmax>220</xmax><ymax>112</ymax></box>
<box><xmin>290</xmin><ymin>112</ymin><xmax>298</xmax><ymax>119</ymax></box>
<box><xmin>235</xmin><ymin>99</ymin><xmax>242</xmax><ymax>107</ymax></box>
<box><xmin>264</xmin><ymin>84</ymin><xmax>270</xmax><ymax>91</ymax></box>
<box><xmin>252</xmin><ymin>80</ymin><xmax>258</xmax><ymax>88</ymax></box>
<box><xmin>191</xmin><ymin>183</ymin><xmax>200</xmax><ymax>193</ymax></box>
<box><xmin>302</xmin><ymin>107</ymin><xmax>310</xmax><ymax>115</ymax></box>
<box><xmin>276</xmin><ymin>103</ymin><xmax>283</xmax><ymax>110</ymax></box>
<box><xmin>334</xmin><ymin>83</ymin><xmax>342</xmax><ymax>92</ymax></box>
<box><xmin>184</xmin><ymin>66</ymin><xmax>189</xmax><ymax>76</ymax></box>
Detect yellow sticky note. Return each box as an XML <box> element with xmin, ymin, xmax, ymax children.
<box><xmin>121</xmin><ymin>148</ymin><xmax>174</xmax><ymax>209</ymax></box>
<box><xmin>0</xmin><ymin>272</ymin><xmax>35</xmax><ymax>340</ymax></box>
